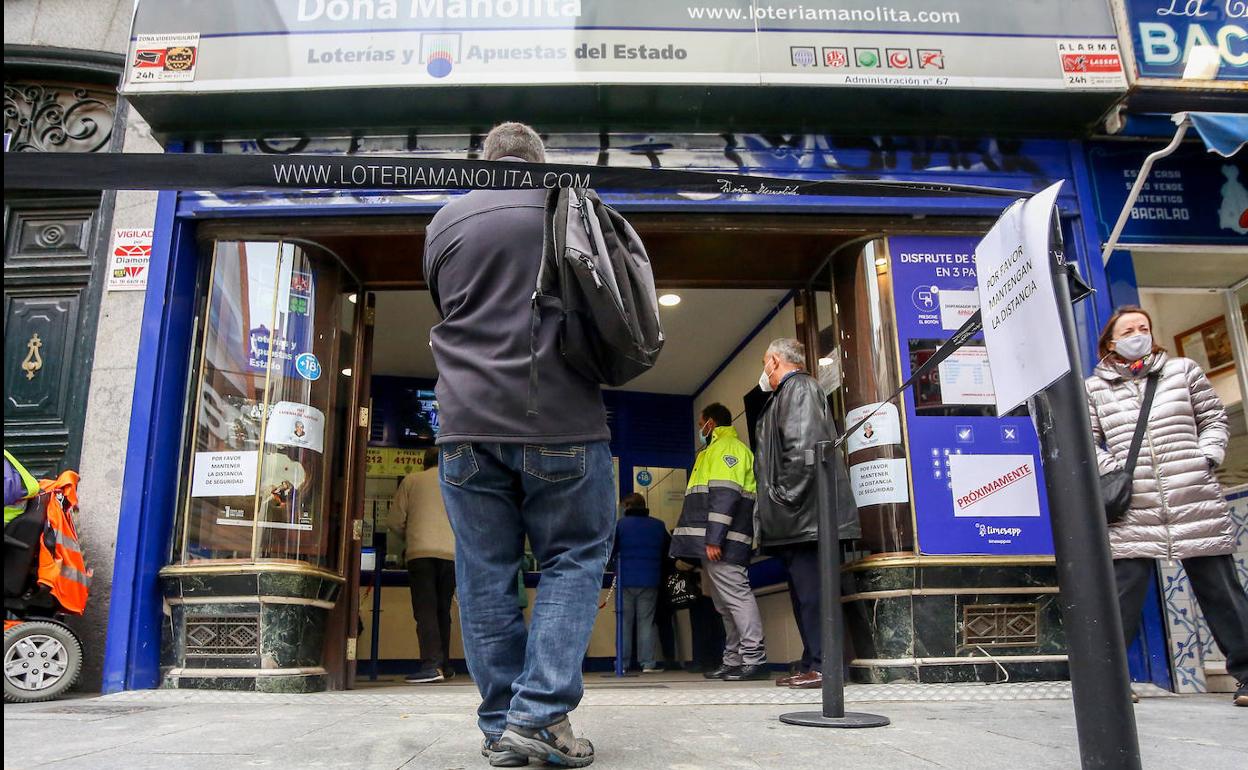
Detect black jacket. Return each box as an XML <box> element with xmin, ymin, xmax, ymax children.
<box><xmin>423</xmin><ymin>185</ymin><xmax>609</xmax><ymax>445</ymax></box>
<box><xmin>755</xmin><ymin>372</ymin><xmax>861</xmax><ymax>547</ymax></box>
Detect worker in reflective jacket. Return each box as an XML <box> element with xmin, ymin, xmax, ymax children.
<box><xmin>669</xmin><ymin>403</ymin><xmax>769</xmax><ymax>682</ymax></box>
<box><xmin>4</xmin><ymin>449</ymin><xmax>39</xmax><ymax>524</ymax></box>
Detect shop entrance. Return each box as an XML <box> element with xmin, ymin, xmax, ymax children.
<box><xmin>185</xmin><ymin>210</ymin><xmax>1003</xmax><ymax>691</ymax></box>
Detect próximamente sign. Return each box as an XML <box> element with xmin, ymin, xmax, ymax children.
<box><xmin>123</xmin><ymin>0</ymin><xmax>1127</xmax><ymax>94</ymax></box>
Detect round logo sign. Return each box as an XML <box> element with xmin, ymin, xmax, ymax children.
<box><xmin>636</xmin><ymin>470</ymin><xmax>653</xmax><ymax>487</ymax></box>
<box><xmin>294</xmin><ymin>353</ymin><xmax>322</xmax><ymax>381</ymax></box>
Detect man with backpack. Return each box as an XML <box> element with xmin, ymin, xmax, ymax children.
<box><xmin>425</xmin><ymin>122</ymin><xmax>658</xmax><ymax>768</ymax></box>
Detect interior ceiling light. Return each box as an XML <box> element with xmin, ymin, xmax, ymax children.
<box><xmin>348</xmin><ymin>293</ymin><xmax>357</xmax><ymax>304</ymax></box>
<box><xmin>658</xmin><ymin>294</ymin><xmax>682</xmax><ymax>307</ymax></box>
<box><xmin>341</xmin><ymin>368</ymin><xmax>353</xmax><ymax>377</ymax></box>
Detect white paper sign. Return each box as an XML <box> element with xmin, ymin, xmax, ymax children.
<box><xmin>191</xmin><ymin>450</ymin><xmax>259</xmax><ymax>498</ymax></box>
<box><xmin>975</xmin><ymin>181</ymin><xmax>1071</xmax><ymax>414</ymax></box>
<box><xmin>938</xmin><ymin>289</ymin><xmax>980</xmax><ymax>331</ymax></box>
<box><xmin>849</xmin><ymin>459</ymin><xmax>910</xmax><ymax>507</ymax></box>
<box><xmin>845</xmin><ymin>402</ymin><xmax>902</xmax><ymax>454</ymax></box>
<box><xmin>263</xmin><ymin>401</ymin><xmax>326</xmax><ymax>454</ymax></box>
<box><xmin>107</xmin><ymin>228</ymin><xmax>153</xmax><ymax>291</ymax></box>
<box><xmin>938</xmin><ymin>347</ymin><xmax>996</xmax><ymax>406</ymax></box>
<box><xmin>950</xmin><ymin>454</ymin><xmax>1042</xmax><ymax>518</ymax></box>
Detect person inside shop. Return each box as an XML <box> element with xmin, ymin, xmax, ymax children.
<box><xmin>1086</xmin><ymin>306</ymin><xmax>1248</xmax><ymax>708</ymax></box>
<box><xmin>425</xmin><ymin>122</ymin><xmax>618</xmax><ymax>766</ymax></box>
<box><xmin>755</xmin><ymin>338</ymin><xmax>860</xmax><ymax>691</ymax></box>
<box><xmin>670</xmin><ymin>402</ymin><xmax>769</xmax><ymax>682</ymax></box>
<box><xmin>390</xmin><ymin>448</ymin><xmax>457</xmax><ymax>685</ymax></box>
<box><xmin>610</xmin><ymin>493</ymin><xmax>670</xmax><ymax>673</ymax></box>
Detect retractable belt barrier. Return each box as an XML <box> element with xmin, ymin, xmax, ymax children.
<box><xmin>3</xmin><ymin>151</ymin><xmax>1031</xmax><ymax>199</ymax></box>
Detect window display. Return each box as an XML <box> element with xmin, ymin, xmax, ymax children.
<box><xmin>173</xmin><ymin>240</ymin><xmax>358</xmax><ymax>573</ymax></box>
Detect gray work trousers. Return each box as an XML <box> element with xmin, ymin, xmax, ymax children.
<box><xmin>703</xmin><ymin>559</ymin><xmax>767</xmax><ymax>666</ymax></box>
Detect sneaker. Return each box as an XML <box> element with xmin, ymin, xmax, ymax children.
<box><xmin>1234</xmin><ymin>681</ymin><xmax>1247</xmax><ymax>707</ymax></box>
<box><xmin>641</xmin><ymin>664</ymin><xmax>664</xmax><ymax>674</ymax></box>
<box><xmin>443</xmin><ymin>666</ymin><xmax>457</xmax><ymax>682</ymax></box>
<box><xmin>481</xmin><ymin>737</ymin><xmax>529</xmax><ymax>767</ymax></box>
<box><xmin>498</xmin><ymin>717</ymin><xmax>595</xmax><ymax>768</ymax></box>
<box><xmin>723</xmin><ymin>663</ymin><xmax>771</xmax><ymax>682</ymax></box>
<box><xmin>404</xmin><ymin>667</ymin><xmax>444</xmax><ymax>684</ymax></box>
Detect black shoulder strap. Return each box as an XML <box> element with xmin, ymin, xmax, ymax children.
<box><xmin>1123</xmin><ymin>372</ymin><xmax>1161</xmax><ymax>476</ymax></box>
<box><xmin>526</xmin><ymin>188</ymin><xmax>566</xmax><ymax>417</ymax></box>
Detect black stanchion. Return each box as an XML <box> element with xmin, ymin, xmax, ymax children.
<box><xmin>1029</xmin><ymin>222</ymin><xmax>1141</xmax><ymax>769</ymax></box>
<box><xmin>780</xmin><ymin>441</ymin><xmax>889</xmax><ymax>729</ymax></box>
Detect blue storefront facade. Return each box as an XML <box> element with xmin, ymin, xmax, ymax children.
<box><xmin>95</xmin><ymin>0</ymin><xmax>1237</xmax><ymax>693</ymax></box>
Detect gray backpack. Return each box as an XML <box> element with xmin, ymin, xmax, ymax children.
<box><xmin>527</xmin><ymin>188</ymin><xmax>664</xmax><ymax>415</ymax></box>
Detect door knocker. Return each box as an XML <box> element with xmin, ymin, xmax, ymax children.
<box><xmin>22</xmin><ymin>333</ymin><xmax>43</xmax><ymax>380</ymax></box>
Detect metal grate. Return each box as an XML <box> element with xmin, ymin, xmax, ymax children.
<box><xmin>184</xmin><ymin>614</ymin><xmax>261</xmax><ymax>657</ymax></box>
<box><xmin>961</xmin><ymin>603</ymin><xmax>1039</xmax><ymax>648</ymax></box>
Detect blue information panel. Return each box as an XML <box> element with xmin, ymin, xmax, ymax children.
<box><xmin>1125</xmin><ymin>0</ymin><xmax>1247</xmax><ymax>82</ymax></box>
<box><xmin>888</xmin><ymin>235</ymin><xmax>1055</xmax><ymax>556</ymax></box>
<box><xmin>1087</xmin><ymin>142</ymin><xmax>1248</xmax><ymax>247</ymax></box>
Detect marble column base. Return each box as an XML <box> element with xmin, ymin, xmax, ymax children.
<box><xmin>843</xmin><ymin>562</ymin><xmax>1068</xmax><ymax>685</ymax></box>
<box><xmin>159</xmin><ymin>568</ymin><xmax>342</xmax><ymax>693</ymax></box>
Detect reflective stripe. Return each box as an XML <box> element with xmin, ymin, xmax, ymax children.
<box><xmin>725</xmin><ymin>532</ymin><xmax>753</xmax><ymax>545</ymax></box>
<box><xmin>673</xmin><ymin>526</ymin><xmax>706</xmax><ymax>538</ymax></box>
<box><xmin>58</xmin><ymin>564</ymin><xmax>91</xmax><ymax>587</ymax></box>
<box><xmin>707</xmin><ymin>512</ymin><xmax>734</xmax><ymax>525</ymax></box>
<box><xmin>686</xmin><ymin>485</ymin><xmax>709</xmax><ymax>496</ymax></box>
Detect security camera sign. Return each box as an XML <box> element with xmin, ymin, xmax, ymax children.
<box><xmin>107</xmin><ymin>228</ymin><xmax>153</xmax><ymax>291</ymax></box>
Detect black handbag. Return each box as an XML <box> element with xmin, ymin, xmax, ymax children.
<box><xmin>1100</xmin><ymin>373</ymin><xmax>1159</xmax><ymax>524</ymax></box>
<box><xmin>665</xmin><ymin>570</ymin><xmax>701</xmax><ymax>610</ymax></box>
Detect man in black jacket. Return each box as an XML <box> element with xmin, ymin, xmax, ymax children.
<box><xmin>424</xmin><ymin>123</ymin><xmax>609</xmax><ymax>768</ymax></box>
<box><xmin>754</xmin><ymin>338</ymin><xmax>859</xmax><ymax>690</ymax></box>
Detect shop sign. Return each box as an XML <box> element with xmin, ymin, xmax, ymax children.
<box><xmin>887</xmin><ymin>234</ymin><xmax>1054</xmax><ymax>556</ymax></box>
<box><xmin>1087</xmin><ymin>141</ymin><xmax>1248</xmax><ymax>246</ymax></box>
<box><xmin>124</xmin><ymin>0</ymin><xmax>1124</xmax><ymax>95</ymax></box>
<box><xmin>107</xmin><ymin>228</ymin><xmax>153</xmax><ymax>291</ymax></box>
<box><xmin>1124</xmin><ymin>0</ymin><xmax>1248</xmax><ymax>81</ymax></box>
<box><xmin>366</xmin><ymin>446</ymin><xmax>427</xmax><ymax>476</ymax></box>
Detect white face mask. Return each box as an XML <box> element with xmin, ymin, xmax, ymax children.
<box><xmin>1114</xmin><ymin>333</ymin><xmax>1153</xmax><ymax>362</ymax></box>
<box><xmin>698</xmin><ymin>421</ymin><xmax>713</xmax><ymax>447</ymax></box>
<box><xmin>759</xmin><ymin>370</ymin><xmax>774</xmax><ymax>392</ymax></box>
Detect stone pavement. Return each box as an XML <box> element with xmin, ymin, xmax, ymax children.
<box><xmin>3</xmin><ymin>679</ymin><xmax>1244</xmax><ymax>769</ymax></box>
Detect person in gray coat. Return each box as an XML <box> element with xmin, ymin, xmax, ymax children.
<box><xmin>1086</xmin><ymin>305</ymin><xmax>1248</xmax><ymax>707</ymax></box>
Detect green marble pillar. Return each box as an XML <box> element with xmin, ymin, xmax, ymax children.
<box><xmin>842</xmin><ymin>562</ymin><xmax>1070</xmax><ymax>684</ymax></box>
<box><xmin>159</xmin><ymin>568</ymin><xmax>342</xmax><ymax>692</ymax></box>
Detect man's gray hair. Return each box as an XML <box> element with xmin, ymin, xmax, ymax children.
<box><xmin>766</xmin><ymin>338</ymin><xmax>806</xmax><ymax>367</ymax></box>
<box><xmin>482</xmin><ymin>122</ymin><xmax>546</xmax><ymax>163</ymax></box>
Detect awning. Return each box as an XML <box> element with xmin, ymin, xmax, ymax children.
<box><xmin>1101</xmin><ymin>111</ymin><xmax>1245</xmax><ymax>264</ymax></box>
<box><xmin>1181</xmin><ymin>112</ymin><xmax>1248</xmax><ymax>158</ymax></box>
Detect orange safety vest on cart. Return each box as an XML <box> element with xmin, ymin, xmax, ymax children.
<box><xmin>37</xmin><ymin>471</ymin><xmax>90</xmax><ymax>615</ymax></box>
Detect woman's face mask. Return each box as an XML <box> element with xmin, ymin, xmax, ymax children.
<box><xmin>1114</xmin><ymin>333</ymin><xmax>1153</xmax><ymax>362</ymax></box>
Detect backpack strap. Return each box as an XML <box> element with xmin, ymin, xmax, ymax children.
<box><xmin>527</xmin><ymin>188</ymin><xmax>566</xmax><ymax>417</ymax></box>
<box><xmin>1123</xmin><ymin>372</ymin><xmax>1160</xmax><ymax>477</ymax></box>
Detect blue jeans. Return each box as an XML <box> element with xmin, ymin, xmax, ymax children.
<box><xmin>620</xmin><ymin>587</ymin><xmax>659</xmax><ymax>669</ymax></box>
<box><xmin>440</xmin><ymin>441</ymin><xmax>615</xmax><ymax>738</ymax></box>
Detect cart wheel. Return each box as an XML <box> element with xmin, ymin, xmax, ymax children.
<box><xmin>3</xmin><ymin>620</ymin><xmax>83</xmax><ymax>703</ymax></box>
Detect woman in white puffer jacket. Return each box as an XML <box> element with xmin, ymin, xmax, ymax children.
<box><xmin>1086</xmin><ymin>305</ymin><xmax>1248</xmax><ymax>707</ymax></box>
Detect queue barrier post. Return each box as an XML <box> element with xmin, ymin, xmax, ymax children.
<box><xmin>780</xmin><ymin>441</ymin><xmax>889</xmax><ymax>729</ymax></box>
